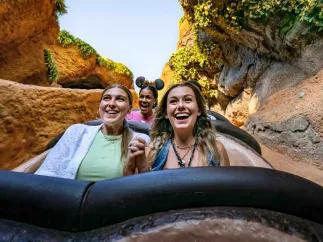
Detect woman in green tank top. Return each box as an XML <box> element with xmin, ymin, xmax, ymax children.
<box><xmin>35</xmin><ymin>84</ymin><xmax>150</xmax><ymax>181</ymax></box>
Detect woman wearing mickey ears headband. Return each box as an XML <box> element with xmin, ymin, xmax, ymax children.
<box><xmin>126</xmin><ymin>76</ymin><xmax>164</xmax><ymax>125</ymax></box>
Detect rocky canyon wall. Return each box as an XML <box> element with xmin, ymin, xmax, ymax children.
<box><xmin>0</xmin><ymin>1</ymin><xmax>135</xmax><ymax>168</ymax></box>
<box><xmin>162</xmin><ymin>0</ymin><xmax>323</xmax><ymax>165</ymax></box>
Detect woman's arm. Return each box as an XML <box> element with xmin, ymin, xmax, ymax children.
<box><xmin>13</xmin><ymin>149</ymin><xmax>51</xmax><ymax>173</ymax></box>
<box><xmin>34</xmin><ymin>124</ymin><xmax>87</xmax><ymax>178</ymax></box>
<box><xmin>216</xmin><ymin>141</ymin><xmax>230</xmax><ymax>166</ymax></box>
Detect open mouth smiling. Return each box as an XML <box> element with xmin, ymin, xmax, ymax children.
<box><xmin>175</xmin><ymin>113</ymin><xmax>190</xmax><ymax>120</ymax></box>
<box><xmin>140</xmin><ymin>103</ymin><xmax>149</xmax><ymax>108</ymax></box>
<box><xmin>105</xmin><ymin>110</ymin><xmax>119</xmax><ymax>115</ymax></box>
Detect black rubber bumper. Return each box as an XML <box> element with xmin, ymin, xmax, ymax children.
<box><xmin>1</xmin><ymin>167</ymin><xmax>322</xmax><ymax>232</ymax></box>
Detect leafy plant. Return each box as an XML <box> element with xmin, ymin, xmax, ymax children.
<box><xmin>194</xmin><ymin>0</ymin><xmax>217</xmax><ymax>28</ymax></box>
<box><xmin>179</xmin><ymin>15</ymin><xmax>186</xmax><ymax>25</ymax></box>
<box><xmin>169</xmin><ymin>33</ymin><xmax>222</xmax><ymax>82</ymax></box>
<box><xmin>58</xmin><ymin>30</ymin><xmax>97</xmax><ymax>58</ymax></box>
<box><xmin>58</xmin><ymin>31</ymin><xmax>133</xmax><ymax>79</ymax></box>
<box><xmin>113</xmin><ymin>63</ymin><xmax>134</xmax><ymax>79</ymax></box>
<box><xmin>55</xmin><ymin>0</ymin><xmax>67</xmax><ymax>16</ymax></box>
<box><xmin>191</xmin><ymin>0</ymin><xmax>322</xmax><ymax>32</ymax></box>
<box><xmin>44</xmin><ymin>49</ymin><xmax>58</xmax><ymax>83</ymax></box>
<box><xmin>96</xmin><ymin>56</ymin><xmax>134</xmax><ymax>79</ymax></box>
<box><xmin>96</xmin><ymin>56</ymin><xmax>115</xmax><ymax>69</ymax></box>
<box><xmin>74</xmin><ymin>38</ymin><xmax>97</xmax><ymax>58</ymax></box>
<box><xmin>58</xmin><ymin>30</ymin><xmax>75</xmax><ymax>47</ymax></box>
<box><xmin>168</xmin><ymin>23</ymin><xmax>223</xmax><ymax>106</ymax></box>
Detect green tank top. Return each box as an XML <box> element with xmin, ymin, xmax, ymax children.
<box><xmin>76</xmin><ymin>131</ymin><xmax>123</xmax><ymax>181</ymax></box>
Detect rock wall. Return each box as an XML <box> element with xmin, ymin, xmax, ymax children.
<box><xmin>0</xmin><ymin>0</ymin><xmax>59</xmax><ymax>85</ymax></box>
<box><xmin>0</xmin><ymin>1</ymin><xmax>134</xmax><ymax>88</ymax></box>
<box><xmin>0</xmin><ymin>1</ymin><xmax>137</xmax><ymax>169</ymax></box>
<box><xmin>47</xmin><ymin>45</ymin><xmax>133</xmax><ymax>89</ymax></box>
<box><xmin>0</xmin><ymin>79</ymin><xmax>102</xmax><ymax>169</ymax></box>
<box><xmin>163</xmin><ymin>0</ymin><xmax>323</xmax><ymax>165</ymax></box>
<box><xmin>247</xmin><ymin>70</ymin><xmax>323</xmax><ymax>167</ymax></box>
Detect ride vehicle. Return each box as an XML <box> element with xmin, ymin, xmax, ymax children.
<box><xmin>1</xmin><ymin>115</ymin><xmax>322</xmax><ymax>241</ymax></box>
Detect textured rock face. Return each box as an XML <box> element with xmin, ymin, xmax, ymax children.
<box><xmin>0</xmin><ymin>0</ymin><xmax>59</xmax><ymax>85</ymax></box>
<box><xmin>47</xmin><ymin>45</ymin><xmax>133</xmax><ymax>89</ymax></box>
<box><xmin>0</xmin><ymin>79</ymin><xmax>101</xmax><ymax>169</ymax></box>
<box><xmin>172</xmin><ymin>0</ymin><xmax>323</xmax><ymax>113</ymax></box>
<box><xmin>247</xmin><ymin>70</ymin><xmax>323</xmax><ymax>166</ymax></box>
<box><xmin>0</xmin><ymin>1</ymin><xmax>136</xmax><ymax>168</ymax></box>
<box><xmin>225</xmin><ymin>89</ymin><xmax>252</xmax><ymax>127</ymax></box>
<box><xmin>164</xmin><ymin>0</ymin><xmax>323</xmax><ymax>165</ymax></box>
<box><xmin>0</xmin><ymin>1</ymin><xmax>133</xmax><ymax>89</ymax></box>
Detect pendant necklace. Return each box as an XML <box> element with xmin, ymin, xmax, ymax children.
<box><xmin>172</xmin><ymin>139</ymin><xmax>197</xmax><ymax>168</ymax></box>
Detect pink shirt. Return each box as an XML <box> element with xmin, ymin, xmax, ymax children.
<box><xmin>126</xmin><ymin>110</ymin><xmax>155</xmax><ymax>125</ymax></box>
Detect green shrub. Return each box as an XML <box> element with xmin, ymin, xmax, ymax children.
<box><xmin>74</xmin><ymin>38</ymin><xmax>97</xmax><ymax>58</ymax></box>
<box><xmin>113</xmin><ymin>63</ymin><xmax>134</xmax><ymax>79</ymax></box>
<box><xmin>55</xmin><ymin>0</ymin><xmax>67</xmax><ymax>16</ymax></box>
<box><xmin>169</xmin><ymin>45</ymin><xmax>204</xmax><ymax>81</ymax></box>
<box><xmin>96</xmin><ymin>56</ymin><xmax>115</xmax><ymax>69</ymax></box>
<box><xmin>169</xmin><ymin>36</ymin><xmax>222</xmax><ymax>82</ymax></box>
<box><xmin>194</xmin><ymin>0</ymin><xmax>217</xmax><ymax>28</ymax></box>
<box><xmin>179</xmin><ymin>15</ymin><xmax>186</xmax><ymax>25</ymax></box>
<box><xmin>192</xmin><ymin>0</ymin><xmax>322</xmax><ymax>32</ymax></box>
<box><xmin>168</xmin><ymin>25</ymin><xmax>223</xmax><ymax>106</ymax></box>
<box><xmin>44</xmin><ymin>49</ymin><xmax>58</xmax><ymax>83</ymax></box>
<box><xmin>58</xmin><ymin>30</ymin><xmax>97</xmax><ymax>58</ymax></box>
<box><xmin>58</xmin><ymin>30</ymin><xmax>75</xmax><ymax>47</ymax></box>
<box><xmin>58</xmin><ymin>31</ymin><xmax>133</xmax><ymax>79</ymax></box>
<box><xmin>96</xmin><ymin>56</ymin><xmax>133</xmax><ymax>79</ymax></box>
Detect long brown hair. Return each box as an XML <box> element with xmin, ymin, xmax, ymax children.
<box><xmin>148</xmin><ymin>81</ymin><xmax>220</xmax><ymax>166</ymax></box>
<box><xmin>101</xmin><ymin>84</ymin><xmax>133</xmax><ymax>164</ymax></box>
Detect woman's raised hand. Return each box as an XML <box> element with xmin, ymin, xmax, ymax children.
<box><xmin>124</xmin><ymin>137</ymin><xmax>149</xmax><ymax>175</ymax></box>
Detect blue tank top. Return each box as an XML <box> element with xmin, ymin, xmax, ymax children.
<box><xmin>152</xmin><ymin>139</ymin><xmax>220</xmax><ymax>171</ymax></box>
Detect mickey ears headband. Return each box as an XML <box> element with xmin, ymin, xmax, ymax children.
<box><xmin>135</xmin><ymin>76</ymin><xmax>164</xmax><ymax>91</ymax></box>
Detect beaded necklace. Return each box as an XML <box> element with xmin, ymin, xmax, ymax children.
<box><xmin>171</xmin><ymin>139</ymin><xmax>197</xmax><ymax>167</ymax></box>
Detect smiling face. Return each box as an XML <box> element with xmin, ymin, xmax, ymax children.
<box><xmin>99</xmin><ymin>87</ymin><xmax>131</xmax><ymax>132</ymax></box>
<box><xmin>139</xmin><ymin>88</ymin><xmax>155</xmax><ymax>116</ymax></box>
<box><xmin>166</xmin><ymin>86</ymin><xmax>201</xmax><ymax>135</ymax></box>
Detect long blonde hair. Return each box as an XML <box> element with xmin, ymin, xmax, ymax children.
<box><xmin>100</xmin><ymin>84</ymin><xmax>133</xmax><ymax>163</ymax></box>
<box><xmin>148</xmin><ymin>81</ymin><xmax>221</xmax><ymax>166</ymax></box>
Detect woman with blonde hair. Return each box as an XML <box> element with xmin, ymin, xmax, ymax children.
<box><xmin>35</xmin><ymin>84</ymin><xmax>150</xmax><ymax>181</ymax></box>
<box><xmin>125</xmin><ymin>78</ymin><xmax>274</xmax><ymax>175</ymax></box>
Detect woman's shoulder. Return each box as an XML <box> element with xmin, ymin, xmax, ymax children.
<box><xmin>65</xmin><ymin>123</ymin><xmax>102</xmax><ymax>134</ymax></box>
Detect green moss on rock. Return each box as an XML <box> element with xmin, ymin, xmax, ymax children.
<box><xmin>192</xmin><ymin>0</ymin><xmax>322</xmax><ymax>32</ymax></box>
<box><xmin>44</xmin><ymin>49</ymin><xmax>59</xmax><ymax>83</ymax></box>
<box><xmin>96</xmin><ymin>56</ymin><xmax>133</xmax><ymax>79</ymax></box>
<box><xmin>58</xmin><ymin>31</ymin><xmax>133</xmax><ymax>79</ymax></box>
<box><xmin>55</xmin><ymin>0</ymin><xmax>67</xmax><ymax>16</ymax></box>
<box><xmin>168</xmin><ymin>27</ymin><xmax>223</xmax><ymax>106</ymax></box>
<box><xmin>58</xmin><ymin>30</ymin><xmax>97</xmax><ymax>58</ymax></box>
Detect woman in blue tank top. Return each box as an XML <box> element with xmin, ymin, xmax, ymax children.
<box><xmin>125</xmin><ymin>81</ymin><xmax>230</xmax><ymax>173</ymax></box>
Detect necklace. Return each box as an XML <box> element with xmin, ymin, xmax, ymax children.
<box><xmin>172</xmin><ymin>139</ymin><xmax>197</xmax><ymax>168</ymax></box>
<box><xmin>173</xmin><ymin>140</ymin><xmax>194</xmax><ymax>150</ymax></box>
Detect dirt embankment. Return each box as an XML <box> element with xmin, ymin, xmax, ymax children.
<box><xmin>248</xmin><ymin>69</ymin><xmax>323</xmax><ymax>167</ymax></box>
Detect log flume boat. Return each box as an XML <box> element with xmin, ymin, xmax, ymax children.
<box><xmin>1</xmin><ymin>115</ymin><xmax>322</xmax><ymax>241</ymax></box>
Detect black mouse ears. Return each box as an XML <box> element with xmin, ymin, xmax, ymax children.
<box><xmin>154</xmin><ymin>79</ymin><xmax>164</xmax><ymax>90</ymax></box>
<box><xmin>135</xmin><ymin>76</ymin><xmax>164</xmax><ymax>91</ymax></box>
<box><xmin>135</xmin><ymin>76</ymin><xmax>146</xmax><ymax>88</ymax></box>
